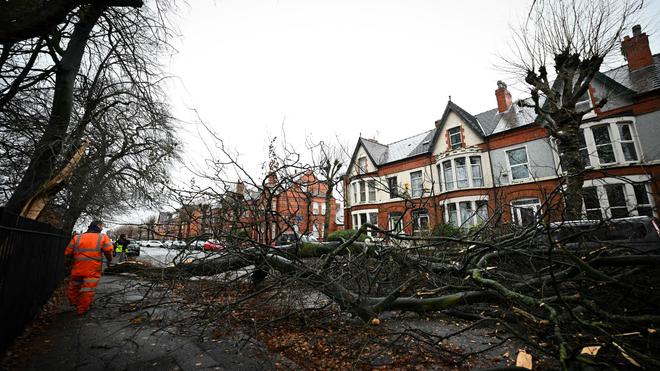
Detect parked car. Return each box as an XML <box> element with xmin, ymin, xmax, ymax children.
<box><xmin>190</xmin><ymin>240</ymin><xmax>206</xmax><ymax>250</ymax></box>
<box><xmin>162</xmin><ymin>240</ymin><xmax>173</xmax><ymax>248</ymax></box>
<box><xmin>143</xmin><ymin>240</ymin><xmax>164</xmax><ymax>248</ymax></box>
<box><xmin>126</xmin><ymin>242</ymin><xmax>141</xmax><ymax>257</ymax></box>
<box><xmin>171</xmin><ymin>240</ymin><xmax>187</xmax><ymax>249</ymax></box>
<box><xmin>549</xmin><ymin>216</ymin><xmax>660</xmax><ymax>252</ymax></box>
<box><xmin>203</xmin><ymin>239</ymin><xmax>224</xmax><ymax>251</ymax></box>
<box><xmin>275</xmin><ymin>232</ymin><xmax>319</xmax><ymax>246</ymax></box>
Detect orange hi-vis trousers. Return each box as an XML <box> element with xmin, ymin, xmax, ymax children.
<box><xmin>65</xmin><ymin>232</ymin><xmax>113</xmax><ymax>314</ymax></box>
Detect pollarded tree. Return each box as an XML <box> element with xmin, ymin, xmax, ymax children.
<box><xmin>505</xmin><ymin>0</ymin><xmax>644</xmax><ymax>219</ymax></box>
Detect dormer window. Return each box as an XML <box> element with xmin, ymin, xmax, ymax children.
<box><xmin>357</xmin><ymin>157</ymin><xmax>367</xmax><ymax>174</ymax></box>
<box><xmin>448</xmin><ymin>127</ymin><xmax>462</xmax><ymax>150</ymax></box>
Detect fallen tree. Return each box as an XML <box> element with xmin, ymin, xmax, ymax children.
<box><xmin>108</xmin><ymin>221</ymin><xmax>660</xmax><ymax>369</ymax></box>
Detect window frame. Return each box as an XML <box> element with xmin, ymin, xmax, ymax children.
<box><xmin>412</xmin><ymin>209</ymin><xmax>430</xmax><ymax>235</ymax></box>
<box><xmin>367</xmin><ymin>180</ymin><xmax>376</xmax><ymax>202</ymax></box>
<box><xmin>578</xmin><ymin>119</ymin><xmax>642</xmax><ymax>168</ymax></box>
<box><xmin>359</xmin><ymin>180</ymin><xmax>366</xmax><ymax>203</ymax></box>
<box><xmin>444</xmin><ymin>199</ymin><xmax>489</xmax><ymax>229</ymax></box>
<box><xmin>357</xmin><ymin>156</ymin><xmax>368</xmax><ymax>174</ymax></box>
<box><xmin>410</xmin><ymin>170</ymin><xmax>424</xmax><ymax>198</ymax></box>
<box><xmin>505</xmin><ymin>146</ymin><xmax>531</xmax><ymax>182</ymax></box>
<box><xmin>581</xmin><ymin>180</ymin><xmax>655</xmax><ymax>220</ymax></box>
<box><xmin>510</xmin><ymin>198</ymin><xmax>541</xmax><ymax>226</ymax></box>
<box><xmin>448</xmin><ymin>127</ymin><xmax>462</xmax><ymax>150</ymax></box>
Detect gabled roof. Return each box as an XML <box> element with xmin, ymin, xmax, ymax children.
<box><xmin>435</xmin><ymin>101</ymin><xmax>485</xmax><ymax>136</ymax></box>
<box><xmin>347</xmin><ymin>129</ymin><xmax>437</xmax><ymax>171</ymax></box>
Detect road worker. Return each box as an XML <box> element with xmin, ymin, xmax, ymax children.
<box><xmin>114</xmin><ymin>233</ymin><xmax>129</xmax><ymax>263</ymax></box>
<box><xmin>64</xmin><ymin>220</ymin><xmax>113</xmax><ymax>315</ymax></box>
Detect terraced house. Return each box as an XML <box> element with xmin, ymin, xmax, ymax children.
<box><xmin>344</xmin><ymin>25</ymin><xmax>660</xmax><ymax>235</ymax></box>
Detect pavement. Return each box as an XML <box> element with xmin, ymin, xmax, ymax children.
<box><xmin>5</xmin><ymin>271</ymin><xmax>290</xmax><ymax>371</ymax></box>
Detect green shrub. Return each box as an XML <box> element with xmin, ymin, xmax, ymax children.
<box><xmin>327</xmin><ymin>229</ymin><xmax>368</xmax><ymax>242</ymax></box>
<box><xmin>431</xmin><ymin>223</ymin><xmax>462</xmax><ymax>238</ymax></box>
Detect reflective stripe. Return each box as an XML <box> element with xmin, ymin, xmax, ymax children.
<box><xmin>74</xmin><ymin>257</ymin><xmax>103</xmax><ymax>261</ymax></box>
<box><xmin>101</xmin><ymin>242</ymin><xmax>113</xmax><ymax>248</ymax></box>
<box><xmin>80</xmin><ymin>287</ymin><xmax>96</xmax><ymax>292</ymax></box>
<box><xmin>73</xmin><ymin>234</ymin><xmax>83</xmax><ymax>253</ymax></box>
<box><xmin>83</xmin><ymin>278</ymin><xmax>99</xmax><ymax>282</ymax></box>
<box><xmin>95</xmin><ymin>233</ymin><xmax>104</xmax><ymax>252</ymax></box>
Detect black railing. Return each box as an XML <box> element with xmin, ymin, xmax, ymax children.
<box><xmin>0</xmin><ymin>207</ymin><xmax>69</xmax><ymax>351</ymax></box>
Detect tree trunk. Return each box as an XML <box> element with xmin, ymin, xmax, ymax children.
<box><xmin>323</xmin><ymin>181</ymin><xmax>333</xmax><ymax>239</ymax></box>
<box><xmin>5</xmin><ymin>5</ymin><xmax>105</xmax><ymax>214</ymax></box>
<box><xmin>556</xmin><ymin>125</ymin><xmax>585</xmax><ymax>220</ymax></box>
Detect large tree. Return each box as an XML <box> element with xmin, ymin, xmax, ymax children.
<box><xmin>0</xmin><ymin>1</ymin><xmax>175</xmax><ymax>222</ymax></box>
<box><xmin>507</xmin><ymin>0</ymin><xmax>644</xmax><ymax>219</ymax></box>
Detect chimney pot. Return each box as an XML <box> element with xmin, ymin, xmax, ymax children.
<box><xmin>633</xmin><ymin>24</ymin><xmax>642</xmax><ymax>36</ymax></box>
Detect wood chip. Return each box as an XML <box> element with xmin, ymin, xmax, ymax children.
<box><xmin>580</xmin><ymin>346</ymin><xmax>600</xmax><ymax>356</ymax></box>
<box><xmin>516</xmin><ymin>349</ymin><xmax>533</xmax><ymax>369</ymax></box>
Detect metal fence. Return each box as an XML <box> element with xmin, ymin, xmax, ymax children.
<box><xmin>0</xmin><ymin>207</ymin><xmax>69</xmax><ymax>351</ymax></box>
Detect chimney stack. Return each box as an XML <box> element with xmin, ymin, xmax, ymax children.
<box><xmin>622</xmin><ymin>24</ymin><xmax>653</xmax><ymax>71</ymax></box>
<box><xmin>495</xmin><ymin>80</ymin><xmax>512</xmax><ymax>113</ymax></box>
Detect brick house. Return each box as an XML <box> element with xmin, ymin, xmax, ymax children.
<box><xmin>344</xmin><ymin>25</ymin><xmax>660</xmax><ymax>234</ymax></box>
<box><xmin>252</xmin><ymin>171</ymin><xmax>340</xmax><ymax>243</ymax></box>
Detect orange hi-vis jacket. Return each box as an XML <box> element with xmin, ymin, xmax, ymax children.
<box><xmin>65</xmin><ymin>232</ymin><xmax>113</xmax><ymax>276</ymax></box>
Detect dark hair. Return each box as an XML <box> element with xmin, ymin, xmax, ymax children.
<box><xmin>89</xmin><ymin>220</ymin><xmax>103</xmax><ymax>228</ymax></box>
<box><xmin>120</xmin><ymin>234</ymin><xmax>126</xmax><ymax>238</ymax></box>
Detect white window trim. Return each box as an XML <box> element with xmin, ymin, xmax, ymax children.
<box><xmin>579</xmin><ymin>117</ymin><xmax>643</xmax><ymax>168</ymax></box>
<box><xmin>442</xmin><ymin>196</ymin><xmax>490</xmax><ymax>228</ymax></box>
<box><xmin>410</xmin><ymin>170</ymin><xmax>424</xmax><ymax>198</ymax></box>
<box><xmin>357</xmin><ymin>156</ymin><xmax>368</xmax><ymax>174</ymax></box>
<box><xmin>581</xmin><ymin>176</ymin><xmax>656</xmax><ymax>219</ymax></box>
<box><xmin>510</xmin><ymin>198</ymin><xmax>542</xmax><ymax>226</ymax></box>
<box><xmin>448</xmin><ymin>126</ymin><xmax>462</xmax><ymax>149</ymax></box>
<box><xmin>439</xmin><ymin>154</ymin><xmax>488</xmax><ymax>192</ymax></box>
<box><xmin>504</xmin><ymin>146</ymin><xmax>531</xmax><ymax>183</ymax></box>
<box><xmin>351</xmin><ymin>209</ymin><xmax>379</xmax><ymax>235</ymax></box>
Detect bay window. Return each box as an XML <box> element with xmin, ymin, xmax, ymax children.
<box><xmin>579</xmin><ymin>120</ymin><xmax>641</xmax><ymax>167</ymax></box>
<box><xmin>444</xmin><ymin>199</ymin><xmax>489</xmax><ymax>229</ymax></box>
<box><xmin>440</xmin><ymin>155</ymin><xmax>487</xmax><ymax>191</ymax></box>
<box><xmin>582</xmin><ymin>181</ymin><xmax>654</xmax><ymax>220</ymax></box>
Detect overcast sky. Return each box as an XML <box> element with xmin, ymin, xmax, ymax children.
<box><xmin>161</xmin><ymin>0</ymin><xmax>660</xmax><ymax>193</ymax></box>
